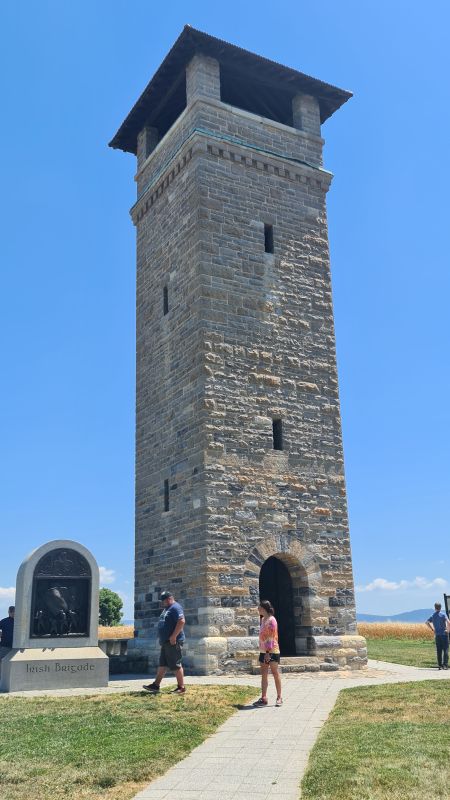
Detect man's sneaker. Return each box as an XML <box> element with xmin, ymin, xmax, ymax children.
<box><xmin>275</xmin><ymin>697</ymin><xmax>283</xmax><ymax>707</ymax></box>
<box><xmin>171</xmin><ymin>686</ymin><xmax>186</xmax><ymax>694</ymax></box>
<box><xmin>252</xmin><ymin>697</ymin><xmax>268</xmax><ymax>707</ymax></box>
<box><xmin>143</xmin><ymin>682</ymin><xmax>160</xmax><ymax>693</ymax></box>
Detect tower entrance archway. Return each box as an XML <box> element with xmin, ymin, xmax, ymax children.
<box><xmin>259</xmin><ymin>556</ymin><xmax>296</xmax><ymax>656</ymax></box>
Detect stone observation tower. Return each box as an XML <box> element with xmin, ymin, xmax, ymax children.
<box><xmin>110</xmin><ymin>27</ymin><xmax>367</xmax><ymax>673</ymax></box>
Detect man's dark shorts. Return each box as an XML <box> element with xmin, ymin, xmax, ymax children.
<box><xmin>159</xmin><ymin>642</ymin><xmax>183</xmax><ymax>670</ymax></box>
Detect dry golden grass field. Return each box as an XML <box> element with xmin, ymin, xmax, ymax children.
<box><xmin>98</xmin><ymin>623</ymin><xmax>436</xmax><ymax>644</ymax></box>
<box><xmin>358</xmin><ymin>622</ymin><xmax>437</xmax><ymax>667</ymax></box>
<box><xmin>98</xmin><ymin>625</ymin><xmax>134</xmax><ymax>640</ymax></box>
<box><xmin>358</xmin><ymin>622</ymin><xmax>433</xmax><ymax>640</ymax></box>
<box><xmin>98</xmin><ymin>622</ymin><xmax>435</xmax><ymax>641</ymax></box>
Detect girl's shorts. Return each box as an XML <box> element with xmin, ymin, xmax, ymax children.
<box><xmin>258</xmin><ymin>652</ymin><xmax>281</xmax><ymax>664</ymax></box>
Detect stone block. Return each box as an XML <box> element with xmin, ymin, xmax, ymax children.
<box><xmin>195</xmin><ymin>637</ymin><xmax>227</xmax><ymax>654</ymax></box>
<box><xmin>197</xmin><ymin>607</ymin><xmax>235</xmax><ymax>626</ymax></box>
<box><xmin>312</xmin><ymin>636</ymin><xmax>342</xmax><ymax>650</ymax></box>
<box><xmin>234</xmin><ymin>650</ymin><xmax>257</xmax><ymax>659</ymax></box>
<box><xmin>222</xmin><ymin>625</ymin><xmax>247</xmax><ymax>636</ymax></box>
<box><xmin>226</xmin><ymin>637</ymin><xmax>259</xmax><ymax>651</ymax></box>
<box><xmin>340</xmin><ymin>635</ymin><xmax>367</xmax><ymax>649</ymax></box>
<box><xmin>0</xmin><ymin>647</ymin><xmax>109</xmax><ymax>692</ymax></box>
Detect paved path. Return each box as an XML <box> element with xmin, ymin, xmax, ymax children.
<box><xmin>6</xmin><ymin>661</ymin><xmax>450</xmax><ymax>799</ymax></box>
<box><xmin>129</xmin><ymin>660</ymin><xmax>450</xmax><ymax>800</ymax></box>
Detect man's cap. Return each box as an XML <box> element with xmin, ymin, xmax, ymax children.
<box><xmin>160</xmin><ymin>591</ymin><xmax>173</xmax><ymax>600</ymax></box>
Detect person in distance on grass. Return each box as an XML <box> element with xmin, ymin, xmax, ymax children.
<box><xmin>143</xmin><ymin>591</ymin><xmax>186</xmax><ymax>694</ymax></box>
<box><xmin>253</xmin><ymin>600</ymin><xmax>282</xmax><ymax>707</ymax></box>
<box><xmin>426</xmin><ymin>602</ymin><xmax>450</xmax><ymax>670</ymax></box>
<box><xmin>0</xmin><ymin>606</ymin><xmax>15</xmax><ymax>660</ymax></box>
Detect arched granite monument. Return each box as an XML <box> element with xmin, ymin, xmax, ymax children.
<box><xmin>0</xmin><ymin>540</ymin><xmax>108</xmax><ymax>692</ymax></box>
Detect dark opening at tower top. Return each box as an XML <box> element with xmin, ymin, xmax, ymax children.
<box><xmin>109</xmin><ymin>26</ymin><xmax>352</xmax><ymax>154</ymax></box>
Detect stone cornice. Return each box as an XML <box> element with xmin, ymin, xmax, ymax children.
<box><xmin>131</xmin><ymin>129</ymin><xmax>333</xmax><ymax>225</ymax></box>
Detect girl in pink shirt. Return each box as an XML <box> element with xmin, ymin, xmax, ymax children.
<box><xmin>253</xmin><ymin>600</ymin><xmax>282</xmax><ymax>707</ymax></box>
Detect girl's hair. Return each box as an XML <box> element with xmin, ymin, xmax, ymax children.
<box><xmin>259</xmin><ymin>599</ymin><xmax>274</xmax><ymax>615</ymax></box>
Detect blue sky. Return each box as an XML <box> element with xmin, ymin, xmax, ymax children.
<box><xmin>1</xmin><ymin>1</ymin><xmax>449</xmax><ymax>620</ymax></box>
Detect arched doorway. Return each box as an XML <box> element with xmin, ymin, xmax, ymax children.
<box><xmin>259</xmin><ymin>556</ymin><xmax>296</xmax><ymax>655</ymax></box>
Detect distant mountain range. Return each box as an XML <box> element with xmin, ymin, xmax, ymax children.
<box><xmin>357</xmin><ymin>608</ymin><xmax>434</xmax><ymax>623</ymax></box>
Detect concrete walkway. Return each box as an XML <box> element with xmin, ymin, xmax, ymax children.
<box><xmin>131</xmin><ymin>661</ymin><xmax>450</xmax><ymax>800</ymax></box>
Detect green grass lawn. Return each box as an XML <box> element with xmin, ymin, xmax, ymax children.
<box><xmin>0</xmin><ymin>685</ymin><xmax>255</xmax><ymax>800</ymax></box>
<box><xmin>367</xmin><ymin>638</ymin><xmax>439</xmax><ymax>668</ymax></box>
<box><xmin>302</xmin><ymin>681</ymin><xmax>450</xmax><ymax>800</ymax></box>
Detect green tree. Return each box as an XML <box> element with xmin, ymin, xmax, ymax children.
<box><xmin>99</xmin><ymin>588</ymin><xmax>123</xmax><ymax>626</ymax></box>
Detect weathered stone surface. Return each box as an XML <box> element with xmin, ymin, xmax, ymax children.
<box><xmin>313</xmin><ymin>636</ymin><xmax>343</xmax><ymax>649</ymax></box>
<box><xmin>123</xmin><ymin>44</ymin><xmax>366</xmax><ymax>674</ymax></box>
<box><xmin>197</xmin><ymin>608</ymin><xmax>235</xmax><ymax>626</ymax></box>
<box><xmin>195</xmin><ymin>637</ymin><xmax>227</xmax><ymax>654</ymax></box>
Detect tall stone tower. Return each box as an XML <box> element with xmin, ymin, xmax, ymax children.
<box><xmin>110</xmin><ymin>27</ymin><xmax>366</xmax><ymax>673</ymax></box>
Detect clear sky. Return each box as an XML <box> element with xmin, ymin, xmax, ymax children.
<box><xmin>1</xmin><ymin>1</ymin><xmax>449</xmax><ymax>621</ymax></box>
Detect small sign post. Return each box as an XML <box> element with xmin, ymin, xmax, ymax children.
<box><xmin>444</xmin><ymin>594</ymin><xmax>450</xmax><ymax>618</ymax></box>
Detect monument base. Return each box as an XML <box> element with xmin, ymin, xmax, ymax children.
<box><xmin>0</xmin><ymin>647</ymin><xmax>109</xmax><ymax>692</ymax></box>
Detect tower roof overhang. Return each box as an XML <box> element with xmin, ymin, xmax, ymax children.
<box><xmin>109</xmin><ymin>26</ymin><xmax>353</xmax><ymax>155</ymax></box>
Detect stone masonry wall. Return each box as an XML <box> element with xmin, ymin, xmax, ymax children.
<box><xmin>130</xmin><ymin>54</ymin><xmax>366</xmax><ymax>673</ymax></box>
<box><xmin>133</xmin><ymin>144</ymin><xmax>209</xmax><ymax>667</ymax></box>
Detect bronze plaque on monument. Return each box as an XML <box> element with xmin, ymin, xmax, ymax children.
<box><xmin>30</xmin><ymin>548</ymin><xmax>91</xmax><ymax>638</ymax></box>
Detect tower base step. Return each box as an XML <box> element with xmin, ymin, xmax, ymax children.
<box><xmin>251</xmin><ymin>656</ymin><xmax>339</xmax><ymax>674</ymax></box>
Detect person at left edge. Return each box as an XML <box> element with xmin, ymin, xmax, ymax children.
<box><xmin>143</xmin><ymin>591</ymin><xmax>186</xmax><ymax>693</ymax></box>
<box><xmin>0</xmin><ymin>606</ymin><xmax>15</xmax><ymax>660</ymax></box>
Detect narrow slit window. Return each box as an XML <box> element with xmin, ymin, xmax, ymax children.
<box><xmin>264</xmin><ymin>223</ymin><xmax>274</xmax><ymax>253</ymax></box>
<box><xmin>164</xmin><ymin>479</ymin><xmax>169</xmax><ymax>511</ymax></box>
<box><xmin>272</xmin><ymin>418</ymin><xmax>283</xmax><ymax>450</ymax></box>
<box><xmin>163</xmin><ymin>285</ymin><xmax>169</xmax><ymax>315</ymax></box>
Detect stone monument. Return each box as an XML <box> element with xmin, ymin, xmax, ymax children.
<box><xmin>0</xmin><ymin>540</ymin><xmax>109</xmax><ymax>691</ymax></box>
<box><xmin>110</xmin><ymin>27</ymin><xmax>367</xmax><ymax>673</ymax></box>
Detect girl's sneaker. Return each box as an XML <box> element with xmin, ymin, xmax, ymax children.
<box><xmin>275</xmin><ymin>697</ymin><xmax>283</xmax><ymax>707</ymax></box>
<box><xmin>252</xmin><ymin>697</ymin><xmax>268</xmax><ymax>707</ymax></box>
